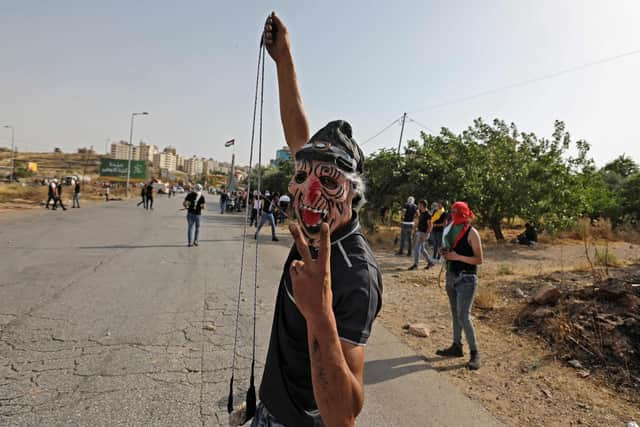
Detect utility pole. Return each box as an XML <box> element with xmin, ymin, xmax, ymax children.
<box><xmin>125</xmin><ymin>112</ymin><xmax>148</xmax><ymax>196</ymax></box>
<box><xmin>397</xmin><ymin>112</ymin><xmax>407</xmax><ymax>155</ymax></box>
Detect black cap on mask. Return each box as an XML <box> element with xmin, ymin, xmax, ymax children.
<box><xmin>295</xmin><ymin>120</ymin><xmax>364</xmax><ymax>174</ymax></box>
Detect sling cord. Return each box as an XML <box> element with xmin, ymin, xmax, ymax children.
<box><xmin>227</xmin><ymin>32</ymin><xmax>266</xmax><ymax>422</ymax></box>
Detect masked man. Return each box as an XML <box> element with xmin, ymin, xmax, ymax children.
<box><xmin>254</xmin><ymin>12</ymin><xmax>383</xmax><ymax>427</ymax></box>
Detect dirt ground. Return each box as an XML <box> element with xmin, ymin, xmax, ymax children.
<box><xmin>370</xmin><ymin>227</ymin><xmax>640</xmax><ymax>426</ymax></box>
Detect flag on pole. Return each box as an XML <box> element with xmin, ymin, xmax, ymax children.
<box><xmin>225</xmin><ymin>139</ymin><xmax>235</xmax><ymax>147</ymax></box>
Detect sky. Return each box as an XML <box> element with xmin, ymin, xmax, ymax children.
<box><xmin>1</xmin><ymin>0</ymin><xmax>639</xmax><ymax>167</ymax></box>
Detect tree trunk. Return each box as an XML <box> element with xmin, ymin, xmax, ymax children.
<box><xmin>490</xmin><ymin>219</ymin><xmax>505</xmax><ymax>241</ymax></box>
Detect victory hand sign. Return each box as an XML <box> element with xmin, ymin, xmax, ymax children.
<box><xmin>289</xmin><ymin>222</ymin><xmax>333</xmax><ymax>323</ymax></box>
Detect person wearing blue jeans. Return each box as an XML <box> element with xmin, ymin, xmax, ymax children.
<box><xmin>437</xmin><ymin>201</ymin><xmax>484</xmax><ymax>370</ymax></box>
<box><xmin>408</xmin><ymin>200</ymin><xmax>435</xmax><ymax>270</ymax></box>
<box><xmin>254</xmin><ymin>194</ymin><xmax>279</xmax><ymax>241</ymax></box>
<box><xmin>184</xmin><ymin>184</ymin><xmax>206</xmax><ymax>247</ymax></box>
<box><xmin>397</xmin><ymin>196</ymin><xmax>417</xmax><ymax>256</ymax></box>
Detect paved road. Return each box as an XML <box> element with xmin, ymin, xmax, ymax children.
<box><xmin>0</xmin><ymin>197</ymin><xmax>500</xmax><ymax>426</ymax></box>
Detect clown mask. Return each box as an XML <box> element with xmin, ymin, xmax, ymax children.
<box><xmin>289</xmin><ymin>159</ymin><xmax>353</xmax><ymax>244</ymax></box>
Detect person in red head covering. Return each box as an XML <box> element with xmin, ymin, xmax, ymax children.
<box><xmin>436</xmin><ymin>201</ymin><xmax>484</xmax><ymax>370</ymax></box>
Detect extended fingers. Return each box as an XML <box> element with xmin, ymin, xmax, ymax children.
<box><xmin>289</xmin><ymin>223</ymin><xmax>312</xmax><ymax>262</ymax></box>
<box><xmin>318</xmin><ymin>222</ymin><xmax>331</xmax><ymax>268</ymax></box>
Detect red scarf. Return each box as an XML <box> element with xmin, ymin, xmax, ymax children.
<box><xmin>450</xmin><ymin>202</ymin><xmax>474</xmax><ymax>249</ymax></box>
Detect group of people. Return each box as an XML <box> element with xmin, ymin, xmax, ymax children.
<box><xmin>396</xmin><ymin>197</ymin><xmax>448</xmax><ymax>270</ymax></box>
<box><xmin>136</xmin><ymin>181</ymin><xmax>156</xmax><ymax>210</ymax></box>
<box><xmin>45</xmin><ymin>178</ymin><xmax>81</xmax><ymax>210</ymax></box>
<box><xmin>218</xmin><ymin>190</ymin><xmax>246</xmax><ymax>214</ymax></box>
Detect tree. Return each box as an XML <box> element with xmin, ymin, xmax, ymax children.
<box><xmin>53</xmin><ymin>147</ymin><xmax>62</xmax><ymax>153</ymax></box>
<box><xmin>602</xmin><ymin>154</ymin><xmax>638</xmax><ymax>178</ymax></box>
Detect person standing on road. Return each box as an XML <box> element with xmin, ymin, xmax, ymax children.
<box><xmin>397</xmin><ymin>196</ymin><xmax>417</xmax><ymax>256</ymax></box>
<box><xmin>72</xmin><ymin>179</ymin><xmax>81</xmax><ymax>208</ymax></box>
<box><xmin>137</xmin><ymin>184</ymin><xmax>147</xmax><ymax>208</ymax></box>
<box><xmin>430</xmin><ymin>201</ymin><xmax>447</xmax><ymax>261</ymax></box>
<box><xmin>145</xmin><ymin>181</ymin><xmax>154</xmax><ymax>210</ymax></box>
<box><xmin>436</xmin><ymin>201</ymin><xmax>483</xmax><ymax>370</ymax></box>
<box><xmin>250</xmin><ymin>191</ymin><xmax>260</xmax><ymax>227</ymax></box>
<box><xmin>104</xmin><ymin>182</ymin><xmax>110</xmax><ymax>201</ymax></box>
<box><xmin>46</xmin><ymin>179</ymin><xmax>57</xmax><ymax>209</ymax></box>
<box><xmin>254</xmin><ymin>191</ymin><xmax>279</xmax><ymax>241</ymax></box>
<box><xmin>253</xmin><ymin>13</ymin><xmax>383</xmax><ymax>427</ymax></box>
<box><xmin>278</xmin><ymin>193</ymin><xmax>290</xmax><ymax>224</ymax></box>
<box><xmin>219</xmin><ymin>190</ymin><xmax>228</xmax><ymax>214</ymax></box>
<box><xmin>183</xmin><ymin>183</ymin><xmax>206</xmax><ymax>247</ymax></box>
<box><xmin>53</xmin><ymin>180</ymin><xmax>67</xmax><ymax>211</ymax></box>
<box><xmin>408</xmin><ymin>200</ymin><xmax>434</xmax><ymax>270</ymax></box>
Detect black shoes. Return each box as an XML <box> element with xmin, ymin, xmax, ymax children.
<box><xmin>468</xmin><ymin>351</ymin><xmax>481</xmax><ymax>370</ymax></box>
<box><xmin>193</xmin><ymin>241</ymin><xmax>198</xmax><ymax>247</ymax></box>
<box><xmin>408</xmin><ymin>264</ymin><xmax>417</xmax><ymax>270</ymax></box>
<box><xmin>272</xmin><ymin>237</ymin><xmax>279</xmax><ymax>242</ymax></box>
<box><xmin>436</xmin><ymin>343</ymin><xmax>464</xmax><ymax>358</ymax></box>
<box><xmin>425</xmin><ymin>262</ymin><xmax>435</xmax><ymax>270</ymax></box>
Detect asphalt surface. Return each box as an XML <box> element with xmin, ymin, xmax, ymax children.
<box><xmin>0</xmin><ymin>197</ymin><xmax>500</xmax><ymax>426</ymax></box>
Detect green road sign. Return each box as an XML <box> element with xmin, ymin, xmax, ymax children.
<box><xmin>99</xmin><ymin>158</ymin><xmax>147</xmax><ymax>182</ymax></box>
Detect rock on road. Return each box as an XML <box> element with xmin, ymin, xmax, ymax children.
<box><xmin>0</xmin><ymin>197</ymin><xmax>500</xmax><ymax>426</ymax></box>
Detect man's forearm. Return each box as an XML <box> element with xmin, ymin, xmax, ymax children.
<box><xmin>276</xmin><ymin>54</ymin><xmax>310</xmax><ymax>154</ymax></box>
<box><xmin>306</xmin><ymin>313</ymin><xmax>362</xmax><ymax>427</ymax></box>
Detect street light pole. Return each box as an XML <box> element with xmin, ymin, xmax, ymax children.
<box><xmin>125</xmin><ymin>112</ymin><xmax>148</xmax><ymax>196</ymax></box>
<box><xmin>3</xmin><ymin>125</ymin><xmax>15</xmax><ymax>181</ymax></box>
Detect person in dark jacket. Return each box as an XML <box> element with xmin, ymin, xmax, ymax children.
<box><xmin>145</xmin><ymin>182</ymin><xmax>154</xmax><ymax>210</ymax></box>
<box><xmin>53</xmin><ymin>181</ymin><xmax>67</xmax><ymax>211</ymax></box>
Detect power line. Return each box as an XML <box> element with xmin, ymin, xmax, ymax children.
<box><xmin>409</xmin><ymin>47</ymin><xmax>640</xmax><ymax>115</ymax></box>
<box><xmin>361</xmin><ymin>116</ymin><xmax>402</xmax><ymax>146</ymax></box>
<box><xmin>407</xmin><ymin>116</ymin><xmax>436</xmax><ymax>133</ymax></box>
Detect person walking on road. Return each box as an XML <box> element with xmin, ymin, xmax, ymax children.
<box><xmin>45</xmin><ymin>179</ymin><xmax>57</xmax><ymax>209</ymax></box>
<box><xmin>183</xmin><ymin>183</ymin><xmax>206</xmax><ymax>247</ymax></box>
<box><xmin>137</xmin><ymin>184</ymin><xmax>147</xmax><ymax>208</ymax></box>
<box><xmin>145</xmin><ymin>181</ymin><xmax>154</xmax><ymax>210</ymax></box>
<box><xmin>72</xmin><ymin>179</ymin><xmax>81</xmax><ymax>208</ymax></box>
<box><xmin>408</xmin><ymin>200</ymin><xmax>434</xmax><ymax>270</ymax></box>
<box><xmin>397</xmin><ymin>196</ymin><xmax>417</xmax><ymax>256</ymax></box>
<box><xmin>254</xmin><ymin>192</ymin><xmax>279</xmax><ymax>241</ymax></box>
<box><xmin>53</xmin><ymin>180</ymin><xmax>67</xmax><ymax>211</ymax></box>
<box><xmin>436</xmin><ymin>201</ymin><xmax>483</xmax><ymax>370</ymax></box>
<box><xmin>252</xmin><ymin>13</ymin><xmax>383</xmax><ymax>427</ymax></box>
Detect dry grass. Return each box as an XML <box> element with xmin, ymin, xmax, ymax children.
<box><xmin>474</xmin><ymin>286</ymin><xmax>498</xmax><ymax>310</ymax></box>
<box><xmin>496</xmin><ymin>264</ymin><xmax>514</xmax><ymax>276</ymax></box>
<box><xmin>0</xmin><ymin>183</ymin><xmax>47</xmax><ymax>204</ymax></box>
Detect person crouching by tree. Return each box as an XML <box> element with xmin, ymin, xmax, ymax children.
<box><xmin>183</xmin><ymin>183</ymin><xmax>205</xmax><ymax>247</ymax></box>
<box><xmin>254</xmin><ymin>12</ymin><xmax>383</xmax><ymax>427</ymax></box>
<box><xmin>436</xmin><ymin>201</ymin><xmax>483</xmax><ymax>370</ymax></box>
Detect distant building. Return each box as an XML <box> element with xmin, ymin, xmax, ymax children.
<box><xmin>276</xmin><ymin>146</ymin><xmax>291</xmax><ymax>162</ymax></box>
<box><xmin>184</xmin><ymin>156</ymin><xmax>204</xmax><ymax>176</ymax></box>
<box><xmin>138</xmin><ymin>142</ymin><xmax>158</xmax><ymax>163</ymax></box>
<box><xmin>153</xmin><ymin>152</ymin><xmax>177</xmax><ymax>172</ymax></box>
<box><xmin>110</xmin><ymin>141</ymin><xmax>138</xmax><ymax>160</ymax></box>
<box><xmin>176</xmin><ymin>154</ymin><xmax>185</xmax><ymax>171</ymax></box>
<box><xmin>163</xmin><ymin>146</ymin><xmax>177</xmax><ymax>155</ymax></box>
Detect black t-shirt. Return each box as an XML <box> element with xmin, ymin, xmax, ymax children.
<box><xmin>402</xmin><ymin>203</ymin><xmax>417</xmax><ymax>222</ymax></box>
<box><xmin>433</xmin><ymin>210</ymin><xmax>447</xmax><ymax>229</ymax></box>
<box><xmin>259</xmin><ymin>212</ymin><xmax>383</xmax><ymax>427</ymax></box>
<box><xmin>146</xmin><ymin>185</ymin><xmax>153</xmax><ymax>197</ymax></box>
<box><xmin>417</xmin><ymin>210</ymin><xmax>432</xmax><ymax>233</ymax></box>
<box><xmin>263</xmin><ymin>197</ymin><xmax>275</xmax><ymax>213</ymax></box>
<box><xmin>74</xmin><ymin>183</ymin><xmax>80</xmax><ymax>194</ymax></box>
<box><xmin>184</xmin><ymin>192</ymin><xmax>205</xmax><ymax>215</ymax></box>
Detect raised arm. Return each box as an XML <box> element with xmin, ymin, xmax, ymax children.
<box><xmin>264</xmin><ymin>12</ymin><xmax>310</xmax><ymax>155</ymax></box>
